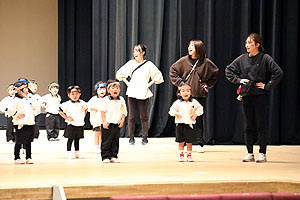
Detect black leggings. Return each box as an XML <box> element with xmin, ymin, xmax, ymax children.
<box><xmin>15</xmin><ymin>143</ymin><xmax>31</xmax><ymax>160</ymax></box>
<box><xmin>67</xmin><ymin>138</ymin><xmax>80</xmax><ymax>151</ymax></box>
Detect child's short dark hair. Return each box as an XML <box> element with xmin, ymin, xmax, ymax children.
<box><xmin>29</xmin><ymin>80</ymin><xmax>38</xmax><ymax>85</ymax></box>
<box><xmin>67</xmin><ymin>85</ymin><xmax>81</xmax><ymax>94</ymax></box>
<box><xmin>107</xmin><ymin>79</ymin><xmax>120</xmax><ymax>90</ymax></box>
<box><xmin>7</xmin><ymin>84</ymin><xmax>14</xmax><ymax>90</ymax></box>
<box><xmin>48</xmin><ymin>82</ymin><xmax>59</xmax><ymax>91</ymax></box>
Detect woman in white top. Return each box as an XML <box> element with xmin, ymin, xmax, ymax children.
<box><xmin>116</xmin><ymin>44</ymin><xmax>164</xmax><ymax>145</ymax></box>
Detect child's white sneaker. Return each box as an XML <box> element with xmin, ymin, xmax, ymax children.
<box><xmin>110</xmin><ymin>157</ymin><xmax>120</xmax><ymax>163</ymax></box>
<box><xmin>75</xmin><ymin>151</ymin><xmax>83</xmax><ymax>159</ymax></box>
<box><xmin>242</xmin><ymin>153</ymin><xmax>255</xmax><ymax>162</ymax></box>
<box><xmin>103</xmin><ymin>159</ymin><xmax>110</xmax><ymax>163</ymax></box>
<box><xmin>256</xmin><ymin>153</ymin><xmax>267</xmax><ymax>163</ymax></box>
<box><xmin>179</xmin><ymin>153</ymin><xmax>185</xmax><ymax>162</ymax></box>
<box><xmin>14</xmin><ymin>159</ymin><xmax>25</xmax><ymax>165</ymax></box>
<box><xmin>26</xmin><ymin>158</ymin><xmax>34</xmax><ymax>164</ymax></box>
<box><xmin>197</xmin><ymin>145</ymin><xmax>204</xmax><ymax>153</ymax></box>
<box><xmin>187</xmin><ymin>153</ymin><xmax>194</xmax><ymax>162</ymax></box>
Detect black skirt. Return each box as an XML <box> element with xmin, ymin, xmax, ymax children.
<box><xmin>63</xmin><ymin>125</ymin><xmax>84</xmax><ymax>139</ymax></box>
<box><xmin>14</xmin><ymin>125</ymin><xmax>35</xmax><ymax>145</ymax></box>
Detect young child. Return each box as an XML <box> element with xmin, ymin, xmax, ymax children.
<box><xmin>100</xmin><ymin>80</ymin><xmax>127</xmax><ymax>163</ymax></box>
<box><xmin>87</xmin><ymin>81</ymin><xmax>107</xmax><ymax>154</ymax></box>
<box><xmin>28</xmin><ymin>80</ymin><xmax>42</xmax><ymax>139</ymax></box>
<box><xmin>59</xmin><ymin>85</ymin><xmax>87</xmax><ymax>159</ymax></box>
<box><xmin>169</xmin><ymin>84</ymin><xmax>203</xmax><ymax>162</ymax></box>
<box><xmin>42</xmin><ymin>82</ymin><xmax>61</xmax><ymax>141</ymax></box>
<box><xmin>7</xmin><ymin>79</ymin><xmax>35</xmax><ymax>164</ymax></box>
<box><xmin>0</xmin><ymin>84</ymin><xmax>16</xmax><ymax>142</ymax></box>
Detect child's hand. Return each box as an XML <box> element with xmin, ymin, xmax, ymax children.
<box><xmin>191</xmin><ymin>114</ymin><xmax>197</xmax><ymax>121</ymax></box>
<box><xmin>90</xmin><ymin>108</ymin><xmax>98</xmax><ymax>112</ymax></box>
<box><xmin>103</xmin><ymin>122</ymin><xmax>109</xmax><ymax>129</ymax></box>
<box><xmin>16</xmin><ymin>113</ymin><xmax>25</xmax><ymax>120</ymax></box>
<box><xmin>118</xmin><ymin>118</ymin><xmax>125</xmax><ymax>128</ymax></box>
<box><xmin>66</xmin><ymin>116</ymin><xmax>74</xmax><ymax>121</ymax></box>
<box><xmin>175</xmin><ymin>113</ymin><xmax>182</xmax><ymax>120</ymax></box>
<box><xmin>81</xmin><ymin>105</ymin><xmax>88</xmax><ymax>112</ymax></box>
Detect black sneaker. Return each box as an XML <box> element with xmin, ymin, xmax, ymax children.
<box><xmin>142</xmin><ymin>137</ymin><xmax>148</xmax><ymax>145</ymax></box>
<box><xmin>129</xmin><ymin>138</ymin><xmax>135</xmax><ymax>145</ymax></box>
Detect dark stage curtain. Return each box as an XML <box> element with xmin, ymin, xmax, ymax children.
<box><xmin>58</xmin><ymin>0</ymin><xmax>300</xmax><ymax>145</ymax></box>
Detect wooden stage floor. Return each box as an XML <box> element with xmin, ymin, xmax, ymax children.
<box><xmin>0</xmin><ymin>130</ymin><xmax>299</xmax><ymax>199</ymax></box>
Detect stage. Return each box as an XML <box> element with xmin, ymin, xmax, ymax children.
<box><xmin>0</xmin><ymin>130</ymin><xmax>299</xmax><ymax>199</ymax></box>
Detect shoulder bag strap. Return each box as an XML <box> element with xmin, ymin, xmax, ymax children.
<box><xmin>130</xmin><ymin>60</ymin><xmax>148</xmax><ymax>78</ymax></box>
<box><xmin>184</xmin><ymin>59</ymin><xmax>199</xmax><ymax>81</ymax></box>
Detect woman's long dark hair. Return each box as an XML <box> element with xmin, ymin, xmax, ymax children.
<box><xmin>247</xmin><ymin>33</ymin><xmax>266</xmax><ymax>53</ymax></box>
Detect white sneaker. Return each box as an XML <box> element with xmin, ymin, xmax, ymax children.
<box><xmin>179</xmin><ymin>153</ymin><xmax>185</xmax><ymax>162</ymax></box>
<box><xmin>75</xmin><ymin>151</ymin><xmax>83</xmax><ymax>159</ymax></box>
<box><xmin>110</xmin><ymin>157</ymin><xmax>120</xmax><ymax>163</ymax></box>
<box><xmin>242</xmin><ymin>153</ymin><xmax>255</xmax><ymax>162</ymax></box>
<box><xmin>256</xmin><ymin>153</ymin><xmax>267</xmax><ymax>163</ymax></box>
<box><xmin>14</xmin><ymin>159</ymin><xmax>25</xmax><ymax>165</ymax></box>
<box><xmin>26</xmin><ymin>158</ymin><xmax>34</xmax><ymax>164</ymax></box>
<box><xmin>67</xmin><ymin>152</ymin><xmax>75</xmax><ymax>159</ymax></box>
<box><xmin>197</xmin><ymin>146</ymin><xmax>204</xmax><ymax>153</ymax></box>
<box><xmin>103</xmin><ymin>159</ymin><xmax>110</xmax><ymax>163</ymax></box>
<box><xmin>187</xmin><ymin>153</ymin><xmax>194</xmax><ymax>162</ymax></box>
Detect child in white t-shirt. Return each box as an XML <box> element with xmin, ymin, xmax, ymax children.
<box><xmin>100</xmin><ymin>80</ymin><xmax>127</xmax><ymax>163</ymax></box>
<box><xmin>59</xmin><ymin>85</ymin><xmax>87</xmax><ymax>159</ymax></box>
<box><xmin>28</xmin><ymin>80</ymin><xmax>42</xmax><ymax>139</ymax></box>
<box><xmin>87</xmin><ymin>81</ymin><xmax>107</xmax><ymax>153</ymax></box>
<box><xmin>0</xmin><ymin>84</ymin><xmax>16</xmax><ymax>142</ymax></box>
<box><xmin>42</xmin><ymin>82</ymin><xmax>61</xmax><ymax>141</ymax></box>
<box><xmin>169</xmin><ymin>84</ymin><xmax>203</xmax><ymax>162</ymax></box>
<box><xmin>7</xmin><ymin>79</ymin><xmax>35</xmax><ymax>164</ymax></box>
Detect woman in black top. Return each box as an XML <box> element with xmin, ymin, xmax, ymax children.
<box><xmin>225</xmin><ymin>33</ymin><xmax>283</xmax><ymax>163</ymax></box>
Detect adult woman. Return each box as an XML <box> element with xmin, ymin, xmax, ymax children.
<box><xmin>116</xmin><ymin>44</ymin><xmax>164</xmax><ymax>145</ymax></box>
<box><xmin>170</xmin><ymin>40</ymin><xmax>219</xmax><ymax>153</ymax></box>
<box><xmin>225</xmin><ymin>33</ymin><xmax>283</xmax><ymax>162</ymax></box>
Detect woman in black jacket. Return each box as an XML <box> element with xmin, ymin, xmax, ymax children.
<box><xmin>225</xmin><ymin>33</ymin><xmax>283</xmax><ymax>163</ymax></box>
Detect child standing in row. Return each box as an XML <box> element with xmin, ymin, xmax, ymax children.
<box><xmin>7</xmin><ymin>79</ymin><xmax>35</xmax><ymax>164</ymax></box>
<box><xmin>42</xmin><ymin>82</ymin><xmax>61</xmax><ymax>141</ymax></box>
<box><xmin>88</xmin><ymin>81</ymin><xmax>107</xmax><ymax>154</ymax></box>
<box><xmin>0</xmin><ymin>84</ymin><xmax>16</xmax><ymax>142</ymax></box>
<box><xmin>28</xmin><ymin>80</ymin><xmax>42</xmax><ymax>139</ymax></box>
<box><xmin>59</xmin><ymin>85</ymin><xmax>87</xmax><ymax>159</ymax></box>
<box><xmin>169</xmin><ymin>84</ymin><xmax>203</xmax><ymax>162</ymax></box>
<box><xmin>100</xmin><ymin>80</ymin><xmax>127</xmax><ymax>163</ymax></box>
